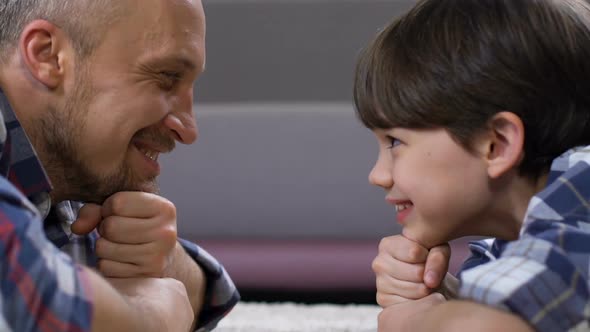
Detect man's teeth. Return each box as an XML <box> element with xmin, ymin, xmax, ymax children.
<box><xmin>395</xmin><ymin>204</ymin><xmax>412</xmax><ymax>212</ymax></box>
<box><xmin>139</xmin><ymin>148</ymin><xmax>159</xmax><ymax>161</ymax></box>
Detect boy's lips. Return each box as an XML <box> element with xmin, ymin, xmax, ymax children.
<box><xmin>385</xmin><ymin>197</ymin><xmax>414</xmax><ymax>225</ymax></box>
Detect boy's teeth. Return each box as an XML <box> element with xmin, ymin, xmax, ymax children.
<box><xmin>395</xmin><ymin>204</ymin><xmax>412</xmax><ymax>212</ymax></box>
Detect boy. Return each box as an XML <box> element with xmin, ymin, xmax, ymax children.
<box><xmin>354</xmin><ymin>0</ymin><xmax>590</xmax><ymax>331</ymax></box>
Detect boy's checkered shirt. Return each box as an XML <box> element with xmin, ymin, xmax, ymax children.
<box><xmin>459</xmin><ymin>145</ymin><xmax>590</xmax><ymax>332</ymax></box>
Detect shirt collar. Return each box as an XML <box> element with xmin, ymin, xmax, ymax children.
<box><xmin>0</xmin><ymin>90</ymin><xmax>53</xmax><ymax>200</ymax></box>
<box><xmin>546</xmin><ymin>145</ymin><xmax>590</xmax><ymax>184</ymax></box>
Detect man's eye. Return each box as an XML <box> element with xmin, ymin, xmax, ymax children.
<box><xmin>162</xmin><ymin>71</ymin><xmax>181</xmax><ymax>79</ymax></box>
<box><xmin>159</xmin><ymin>71</ymin><xmax>182</xmax><ymax>89</ymax></box>
<box><xmin>386</xmin><ymin>136</ymin><xmax>401</xmax><ymax>149</ymax></box>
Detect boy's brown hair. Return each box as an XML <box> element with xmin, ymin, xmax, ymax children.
<box><xmin>354</xmin><ymin>0</ymin><xmax>590</xmax><ymax>179</ymax></box>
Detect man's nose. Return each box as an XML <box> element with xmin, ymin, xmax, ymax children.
<box><xmin>165</xmin><ymin>88</ymin><xmax>198</xmax><ymax>144</ymax></box>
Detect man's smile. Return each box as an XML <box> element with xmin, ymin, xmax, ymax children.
<box><xmin>131</xmin><ymin>140</ymin><xmax>169</xmax><ymax>177</ymax></box>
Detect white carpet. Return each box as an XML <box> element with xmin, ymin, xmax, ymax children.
<box><xmin>215</xmin><ymin>302</ymin><xmax>380</xmax><ymax>332</ymax></box>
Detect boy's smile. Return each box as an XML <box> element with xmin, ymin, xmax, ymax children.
<box><xmin>369</xmin><ymin>127</ymin><xmax>496</xmax><ymax>248</ymax></box>
<box><xmin>386</xmin><ymin>197</ymin><xmax>413</xmax><ymax>225</ymax></box>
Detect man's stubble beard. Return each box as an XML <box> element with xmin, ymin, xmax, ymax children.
<box><xmin>35</xmin><ymin>68</ymin><xmax>160</xmax><ymax>204</ymax></box>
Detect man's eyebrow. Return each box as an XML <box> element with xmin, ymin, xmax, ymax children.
<box><xmin>170</xmin><ymin>56</ymin><xmax>199</xmax><ymax>72</ymax></box>
<box><xmin>148</xmin><ymin>55</ymin><xmax>203</xmax><ymax>73</ymax></box>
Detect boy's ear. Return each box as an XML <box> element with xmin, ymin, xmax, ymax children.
<box><xmin>483</xmin><ymin>112</ymin><xmax>525</xmax><ymax>179</ymax></box>
<box><xmin>19</xmin><ymin>20</ymin><xmax>69</xmax><ymax>89</ymax></box>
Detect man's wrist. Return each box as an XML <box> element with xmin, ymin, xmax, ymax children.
<box><xmin>167</xmin><ymin>242</ymin><xmax>207</xmax><ymax>321</ymax></box>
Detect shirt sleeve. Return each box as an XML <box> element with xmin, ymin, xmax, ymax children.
<box><xmin>178</xmin><ymin>238</ymin><xmax>240</xmax><ymax>332</ymax></box>
<box><xmin>0</xmin><ymin>178</ymin><xmax>93</xmax><ymax>332</ymax></box>
<box><xmin>459</xmin><ymin>219</ymin><xmax>590</xmax><ymax>332</ymax></box>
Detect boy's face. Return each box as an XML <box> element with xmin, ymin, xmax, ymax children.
<box><xmin>369</xmin><ymin>127</ymin><xmax>494</xmax><ymax>248</ymax></box>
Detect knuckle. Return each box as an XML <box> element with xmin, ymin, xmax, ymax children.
<box><xmin>375</xmin><ymin>276</ymin><xmax>387</xmax><ymax>291</ymax></box>
<box><xmin>407</xmin><ymin>245</ymin><xmax>423</xmax><ymax>262</ymax></box>
<box><xmin>110</xmin><ymin>194</ymin><xmax>126</xmax><ymax>214</ymax></box>
<box><xmin>159</xmin><ymin>225</ymin><xmax>178</xmax><ymax>244</ymax></box>
<box><xmin>95</xmin><ymin>238</ymin><xmax>107</xmax><ymax>255</ymax></box>
<box><xmin>159</xmin><ymin>199</ymin><xmax>177</xmax><ymax>218</ymax></box>
<box><xmin>375</xmin><ymin>275</ymin><xmax>396</xmax><ymax>294</ymax></box>
<box><xmin>100</xmin><ymin>218</ymin><xmax>114</xmax><ymax>237</ymax></box>
<box><xmin>414</xmin><ymin>264</ymin><xmax>425</xmax><ymax>280</ymax></box>
<box><xmin>371</xmin><ymin>257</ymin><xmax>386</xmax><ymax>273</ymax></box>
<box><xmin>416</xmin><ymin>284</ymin><xmax>431</xmax><ymax>298</ymax></box>
<box><xmin>377</xmin><ymin>236</ymin><xmax>396</xmax><ymax>253</ymax></box>
<box><xmin>377</xmin><ymin>238</ymin><xmax>388</xmax><ymax>252</ymax></box>
<box><xmin>97</xmin><ymin>259</ymin><xmax>111</xmax><ymax>274</ymax></box>
<box><xmin>376</xmin><ymin>293</ymin><xmax>388</xmax><ymax>307</ymax></box>
<box><xmin>376</xmin><ymin>293</ymin><xmax>400</xmax><ymax>307</ymax></box>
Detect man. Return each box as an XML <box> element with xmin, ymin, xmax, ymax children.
<box><xmin>0</xmin><ymin>0</ymin><xmax>238</xmax><ymax>331</ymax></box>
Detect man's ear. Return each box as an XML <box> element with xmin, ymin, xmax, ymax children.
<box><xmin>19</xmin><ymin>20</ymin><xmax>68</xmax><ymax>89</ymax></box>
<box><xmin>484</xmin><ymin>112</ymin><xmax>525</xmax><ymax>179</ymax></box>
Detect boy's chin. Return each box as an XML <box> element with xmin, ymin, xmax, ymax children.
<box><xmin>402</xmin><ymin>228</ymin><xmax>449</xmax><ymax>249</ymax></box>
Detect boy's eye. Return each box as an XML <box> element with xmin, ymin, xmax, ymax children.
<box><xmin>386</xmin><ymin>135</ymin><xmax>401</xmax><ymax>149</ymax></box>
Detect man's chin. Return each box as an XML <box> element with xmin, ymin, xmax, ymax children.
<box><xmin>131</xmin><ymin>179</ymin><xmax>160</xmax><ymax>195</ymax></box>
<box><xmin>73</xmin><ymin>179</ymin><xmax>159</xmax><ymax>204</ymax></box>
<box><xmin>112</xmin><ymin>179</ymin><xmax>159</xmax><ymax>196</ymax></box>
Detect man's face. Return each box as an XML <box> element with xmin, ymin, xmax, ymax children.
<box><xmin>369</xmin><ymin>127</ymin><xmax>494</xmax><ymax>248</ymax></box>
<box><xmin>39</xmin><ymin>0</ymin><xmax>206</xmax><ymax>204</ymax></box>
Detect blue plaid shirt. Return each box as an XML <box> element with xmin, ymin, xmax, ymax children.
<box><xmin>0</xmin><ymin>90</ymin><xmax>238</xmax><ymax>331</ymax></box>
<box><xmin>458</xmin><ymin>146</ymin><xmax>590</xmax><ymax>331</ymax></box>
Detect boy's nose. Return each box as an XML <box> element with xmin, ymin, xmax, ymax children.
<box><xmin>369</xmin><ymin>154</ymin><xmax>394</xmax><ymax>189</ymax></box>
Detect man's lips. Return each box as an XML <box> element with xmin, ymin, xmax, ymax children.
<box><xmin>132</xmin><ymin>140</ymin><xmax>171</xmax><ymax>162</ymax></box>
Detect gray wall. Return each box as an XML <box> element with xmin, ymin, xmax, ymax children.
<box><xmin>196</xmin><ymin>0</ymin><xmax>415</xmax><ymax>102</ymax></box>
<box><xmin>159</xmin><ymin>1</ymin><xmax>416</xmax><ymax>240</ymax></box>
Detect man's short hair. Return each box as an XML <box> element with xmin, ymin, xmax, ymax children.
<box><xmin>0</xmin><ymin>0</ymin><xmax>125</xmax><ymax>61</ymax></box>
<box><xmin>354</xmin><ymin>0</ymin><xmax>590</xmax><ymax>179</ymax></box>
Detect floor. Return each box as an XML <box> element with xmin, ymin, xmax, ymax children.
<box><xmin>215</xmin><ymin>301</ymin><xmax>380</xmax><ymax>332</ymax></box>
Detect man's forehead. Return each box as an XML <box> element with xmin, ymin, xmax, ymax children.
<box><xmin>128</xmin><ymin>0</ymin><xmax>204</xmax><ymax>14</ymax></box>
<box><xmin>121</xmin><ymin>0</ymin><xmax>205</xmax><ymax>59</ymax></box>
<box><xmin>121</xmin><ymin>0</ymin><xmax>204</xmax><ymax>27</ymax></box>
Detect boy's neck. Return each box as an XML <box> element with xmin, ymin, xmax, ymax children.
<box><xmin>486</xmin><ymin>171</ymin><xmax>550</xmax><ymax>241</ymax></box>
<box><xmin>534</xmin><ymin>172</ymin><xmax>550</xmax><ymax>193</ymax></box>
